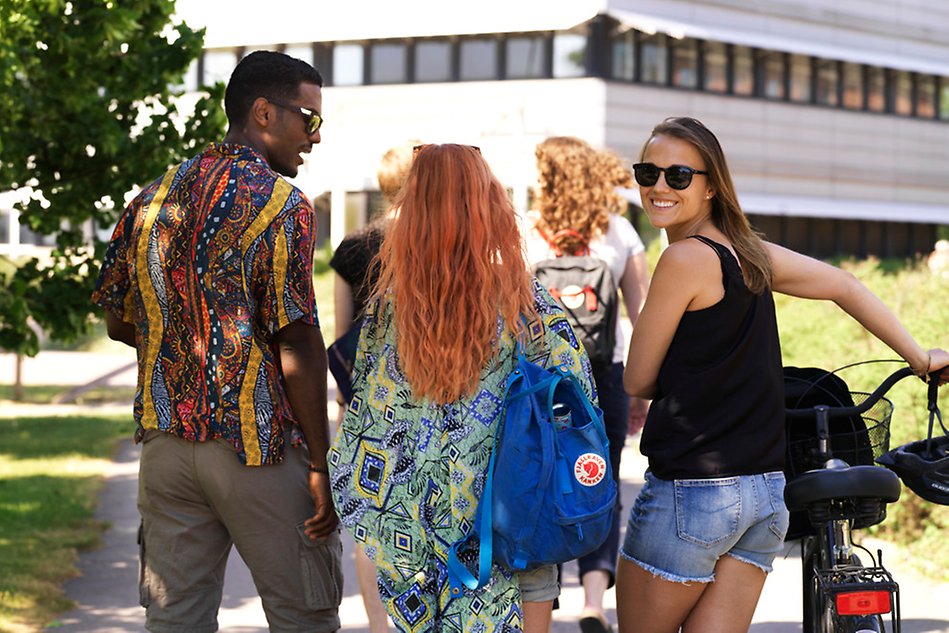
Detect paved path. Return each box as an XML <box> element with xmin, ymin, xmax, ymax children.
<box><xmin>2</xmin><ymin>352</ymin><xmax>947</xmax><ymax>631</ymax></box>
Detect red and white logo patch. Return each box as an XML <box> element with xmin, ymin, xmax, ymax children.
<box><xmin>574</xmin><ymin>453</ymin><xmax>607</xmax><ymax>486</ymax></box>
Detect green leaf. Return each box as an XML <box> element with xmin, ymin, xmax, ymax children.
<box><xmin>0</xmin><ymin>0</ymin><xmax>225</xmax><ymax>354</ymax></box>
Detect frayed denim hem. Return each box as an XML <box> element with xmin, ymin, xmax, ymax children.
<box><xmin>725</xmin><ymin>552</ymin><xmax>773</xmax><ymax>574</ymax></box>
<box><xmin>619</xmin><ymin>551</ymin><xmax>714</xmax><ymax>585</ymax></box>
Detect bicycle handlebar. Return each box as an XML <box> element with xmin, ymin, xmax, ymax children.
<box><xmin>785</xmin><ymin>366</ymin><xmax>916</xmax><ymax>419</ymax></box>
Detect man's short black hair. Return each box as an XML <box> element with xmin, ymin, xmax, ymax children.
<box><xmin>224</xmin><ymin>50</ymin><xmax>324</xmax><ymax>128</ymax></box>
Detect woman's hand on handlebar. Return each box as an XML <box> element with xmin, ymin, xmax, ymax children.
<box><xmin>926</xmin><ymin>348</ymin><xmax>949</xmax><ymax>385</ymax></box>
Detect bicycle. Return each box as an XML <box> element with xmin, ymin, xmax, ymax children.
<box><xmin>782</xmin><ymin>363</ymin><xmax>941</xmax><ymax>633</ymax></box>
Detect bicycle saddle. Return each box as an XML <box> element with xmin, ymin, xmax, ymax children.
<box><xmin>784</xmin><ymin>465</ymin><xmax>901</xmax><ymax>511</ymax></box>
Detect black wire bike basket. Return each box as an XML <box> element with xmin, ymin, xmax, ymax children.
<box><xmin>786</xmin><ymin>391</ymin><xmax>895</xmax><ymax>479</ymax></box>
<box><xmin>784</xmin><ymin>367</ymin><xmax>895</xmax><ymax>539</ymax></box>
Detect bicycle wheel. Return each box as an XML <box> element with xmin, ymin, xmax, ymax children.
<box><xmin>802</xmin><ymin>536</ymin><xmax>834</xmax><ymax>633</ymax></box>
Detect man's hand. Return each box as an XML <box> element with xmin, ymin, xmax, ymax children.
<box><xmin>303</xmin><ymin>471</ymin><xmax>339</xmax><ymax>540</ymax></box>
<box><xmin>277</xmin><ymin>321</ymin><xmax>338</xmax><ymax>539</ymax></box>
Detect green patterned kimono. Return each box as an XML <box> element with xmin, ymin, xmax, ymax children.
<box><xmin>329</xmin><ymin>282</ymin><xmax>595</xmax><ymax>632</ymax></box>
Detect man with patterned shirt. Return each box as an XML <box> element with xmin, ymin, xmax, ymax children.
<box><xmin>92</xmin><ymin>50</ymin><xmax>340</xmax><ymax>632</ymax></box>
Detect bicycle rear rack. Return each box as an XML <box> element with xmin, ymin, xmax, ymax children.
<box><xmin>817</xmin><ymin>564</ymin><xmax>901</xmax><ymax>633</ymax></box>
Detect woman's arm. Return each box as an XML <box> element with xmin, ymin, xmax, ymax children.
<box><xmin>624</xmin><ymin>240</ymin><xmax>720</xmax><ymax>398</ymax></box>
<box><xmin>334</xmin><ymin>274</ymin><xmax>355</xmax><ymax>340</ymax></box>
<box><xmin>766</xmin><ymin>241</ymin><xmax>948</xmax><ymax>379</ymax></box>
<box><xmin>619</xmin><ymin>251</ymin><xmax>649</xmax><ymax>328</ymax></box>
<box><xmin>619</xmin><ymin>251</ymin><xmax>651</xmax><ymax>432</ymax></box>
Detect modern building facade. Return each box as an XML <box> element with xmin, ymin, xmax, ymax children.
<box><xmin>4</xmin><ymin>0</ymin><xmax>947</xmax><ymax>258</ymax></box>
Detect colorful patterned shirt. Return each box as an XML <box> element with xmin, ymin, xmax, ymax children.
<box><xmin>330</xmin><ymin>282</ymin><xmax>596</xmax><ymax>632</ymax></box>
<box><xmin>92</xmin><ymin>143</ymin><xmax>319</xmax><ymax>465</ymax></box>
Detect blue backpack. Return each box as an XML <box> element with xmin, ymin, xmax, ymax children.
<box><xmin>447</xmin><ymin>345</ymin><xmax>617</xmax><ymax>595</ymax></box>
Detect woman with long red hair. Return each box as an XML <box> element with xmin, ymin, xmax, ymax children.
<box><xmin>329</xmin><ymin>144</ymin><xmax>596</xmax><ymax>632</ymax></box>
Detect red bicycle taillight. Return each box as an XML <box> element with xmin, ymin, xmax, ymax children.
<box><xmin>835</xmin><ymin>590</ymin><xmax>892</xmax><ymax>615</ymax></box>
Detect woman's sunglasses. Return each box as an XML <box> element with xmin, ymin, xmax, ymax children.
<box><xmin>633</xmin><ymin>162</ymin><xmax>708</xmax><ymax>190</ymax></box>
<box><xmin>413</xmin><ymin>143</ymin><xmax>481</xmax><ymax>156</ymax></box>
<box><xmin>268</xmin><ymin>100</ymin><xmax>323</xmax><ymax>134</ymax></box>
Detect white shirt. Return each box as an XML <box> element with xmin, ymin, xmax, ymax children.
<box><xmin>523</xmin><ymin>212</ymin><xmax>645</xmax><ymax>364</ymax></box>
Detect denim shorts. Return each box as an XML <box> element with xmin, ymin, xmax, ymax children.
<box><xmin>621</xmin><ymin>471</ymin><xmax>789</xmax><ymax>583</ymax></box>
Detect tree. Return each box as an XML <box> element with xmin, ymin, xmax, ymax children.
<box><xmin>0</xmin><ymin>0</ymin><xmax>226</xmax><ymax>357</ymax></box>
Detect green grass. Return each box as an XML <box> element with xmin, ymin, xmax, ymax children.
<box><xmin>0</xmin><ymin>415</ymin><xmax>133</xmax><ymax>632</ymax></box>
<box><xmin>0</xmin><ymin>384</ymin><xmax>135</xmax><ymax>406</ymax></box>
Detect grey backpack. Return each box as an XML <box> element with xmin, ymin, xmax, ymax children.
<box><xmin>533</xmin><ymin>230</ymin><xmax>618</xmax><ymax>365</ymax></box>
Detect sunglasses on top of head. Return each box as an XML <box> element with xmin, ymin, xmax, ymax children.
<box><xmin>633</xmin><ymin>162</ymin><xmax>708</xmax><ymax>190</ymax></box>
<box><xmin>268</xmin><ymin>99</ymin><xmax>323</xmax><ymax>134</ymax></box>
<box><xmin>413</xmin><ymin>144</ymin><xmax>481</xmax><ymax>156</ymax></box>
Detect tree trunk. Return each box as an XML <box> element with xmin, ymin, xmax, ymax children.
<box><xmin>14</xmin><ymin>352</ymin><xmax>24</xmax><ymax>402</ymax></box>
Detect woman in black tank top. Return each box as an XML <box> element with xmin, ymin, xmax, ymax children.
<box><xmin>615</xmin><ymin>117</ymin><xmax>948</xmax><ymax>633</ymax></box>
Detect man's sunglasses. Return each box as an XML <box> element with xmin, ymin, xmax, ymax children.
<box><xmin>269</xmin><ymin>100</ymin><xmax>323</xmax><ymax>134</ymax></box>
<box><xmin>633</xmin><ymin>162</ymin><xmax>708</xmax><ymax>190</ymax></box>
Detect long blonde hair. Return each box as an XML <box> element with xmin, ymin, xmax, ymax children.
<box><xmin>373</xmin><ymin>144</ymin><xmax>538</xmax><ymax>404</ymax></box>
<box><xmin>534</xmin><ymin>136</ymin><xmax>632</xmax><ymax>255</ymax></box>
<box><xmin>643</xmin><ymin>117</ymin><xmax>772</xmax><ymax>293</ymax></box>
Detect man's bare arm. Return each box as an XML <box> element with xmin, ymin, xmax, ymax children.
<box><xmin>275</xmin><ymin>320</ymin><xmax>338</xmax><ymax>539</ymax></box>
<box><xmin>104</xmin><ymin>312</ymin><xmax>136</xmax><ymax>347</ymax></box>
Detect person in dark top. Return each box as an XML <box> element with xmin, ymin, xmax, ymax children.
<box><xmin>330</xmin><ymin>142</ymin><xmax>416</xmax><ymax>344</ymax></box>
<box><xmin>328</xmin><ymin>141</ymin><xmax>415</xmax><ymax>633</ymax></box>
<box><xmin>615</xmin><ymin>117</ymin><xmax>948</xmax><ymax>632</ymax></box>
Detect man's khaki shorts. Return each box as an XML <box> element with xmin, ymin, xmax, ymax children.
<box><xmin>137</xmin><ymin>429</ymin><xmax>342</xmax><ymax>633</ymax></box>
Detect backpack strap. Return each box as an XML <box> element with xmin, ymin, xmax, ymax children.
<box><xmin>446</xmin><ymin>340</ymin><xmax>559</xmax><ymax>594</ymax></box>
<box><xmin>538</xmin><ymin>226</ymin><xmax>591</xmax><ymax>257</ymax></box>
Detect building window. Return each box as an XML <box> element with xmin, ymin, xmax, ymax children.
<box><xmin>19</xmin><ymin>223</ymin><xmax>55</xmax><ymax>247</ymax></box>
<box><xmin>939</xmin><ymin>77</ymin><xmax>949</xmax><ymax>120</ymax></box>
<box><xmin>311</xmin><ymin>192</ymin><xmax>331</xmax><ymax>248</ymax></box>
<box><xmin>866</xmin><ymin>66</ymin><xmax>886</xmax><ymax>112</ymax></box>
<box><xmin>915</xmin><ymin>75</ymin><xmax>936</xmax><ymax>118</ymax></box>
<box><xmin>553</xmin><ymin>33</ymin><xmax>586</xmax><ymax>78</ymax></box>
<box><xmin>610</xmin><ymin>29</ymin><xmax>636</xmax><ymax>81</ymax></box>
<box><xmin>344</xmin><ymin>192</ymin><xmax>369</xmax><ymax>234</ymax></box>
<box><xmin>640</xmin><ymin>33</ymin><xmax>667</xmax><ymax>84</ymax></box>
<box><xmin>182</xmin><ymin>59</ymin><xmax>199</xmax><ymax>91</ymax></box>
<box><xmin>842</xmin><ymin>62</ymin><xmax>863</xmax><ymax>109</ymax></box>
<box><xmin>202</xmin><ymin>49</ymin><xmax>239</xmax><ymax>86</ymax></box>
<box><xmin>893</xmin><ymin>70</ymin><xmax>913</xmax><ymax>115</ymax></box>
<box><xmin>758</xmin><ymin>51</ymin><xmax>785</xmax><ymax>99</ymax></box>
<box><xmin>731</xmin><ymin>45</ymin><xmax>754</xmax><ymax>96</ymax></box>
<box><xmin>415</xmin><ymin>40</ymin><xmax>452</xmax><ymax>82</ymax></box>
<box><xmin>789</xmin><ymin>54</ymin><xmax>811</xmax><ymax>102</ymax></box>
<box><xmin>815</xmin><ymin>59</ymin><xmax>839</xmax><ymax>106</ymax></box>
<box><xmin>670</xmin><ymin>38</ymin><xmax>698</xmax><ymax>89</ymax></box>
<box><xmin>702</xmin><ymin>41</ymin><xmax>727</xmax><ymax>92</ymax></box>
<box><xmin>369</xmin><ymin>42</ymin><xmax>408</xmax><ymax>84</ymax></box>
<box><xmin>333</xmin><ymin>44</ymin><xmax>364</xmax><ymax>85</ymax></box>
<box><xmin>506</xmin><ymin>35</ymin><xmax>546</xmax><ymax>79</ymax></box>
<box><xmin>0</xmin><ymin>209</ymin><xmax>9</xmax><ymax>244</ymax></box>
<box><xmin>284</xmin><ymin>44</ymin><xmax>313</xmax><ymax>66</ymax></box>
<box><xmin>460</xmin><ymin>38</ymin><xmax>497</xmax><ymax>80</ymax></box>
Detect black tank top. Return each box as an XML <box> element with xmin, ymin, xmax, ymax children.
<box><xmin>640</xmin><ymin>235</ymin><xmax>785</xmax><ymax>479</ymax></box>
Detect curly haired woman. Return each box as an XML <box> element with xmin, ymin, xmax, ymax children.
<box><xmin>329</xmin><ymin>144</ymin><xmax>597</xmax><ymax>632</ymax></box>
<box><xmin>522</xmin><ymin>136</ymin><xmax>650</xmax><ymax>633</ymax></box>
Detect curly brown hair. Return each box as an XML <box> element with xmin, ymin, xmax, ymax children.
<box><xmin>534</xmin><ymin>136</ymin><xmax>633</xmax><ymax>255</ymax></box>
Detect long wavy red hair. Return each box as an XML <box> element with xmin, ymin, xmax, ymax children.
<box><xmin>372</xmin><ymin>144</ymin><xmax>538</xmax><ymax>404</ymax></box>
